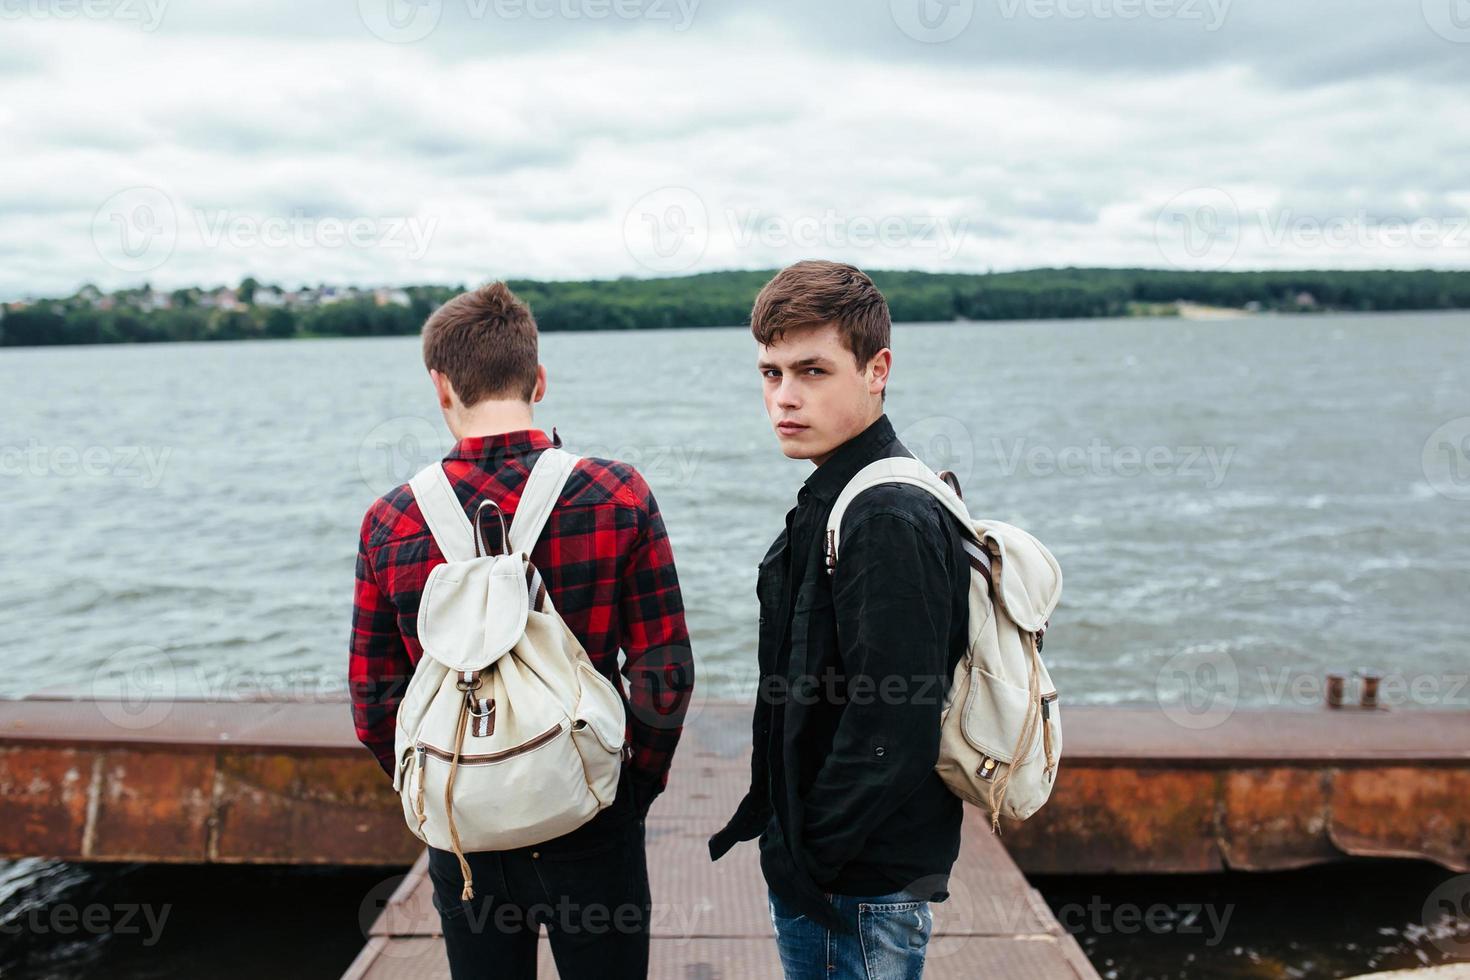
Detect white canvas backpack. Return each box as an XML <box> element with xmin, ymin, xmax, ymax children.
<box><xmin>391</xmin><ymin>448</ymin><xmax>629</xmax><ymax>899</ymax></box>
<box><xmin>824</xmin><ymin>457</ymin><xmax>1064</xmax><ymax>832</ymax></box>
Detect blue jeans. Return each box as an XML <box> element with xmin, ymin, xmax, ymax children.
<box><xmin>767</xmin><ymin>886</ymin><xmax>933</xmax><ymax>980</ymax></box>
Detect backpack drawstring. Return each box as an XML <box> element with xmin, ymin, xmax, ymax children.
<box><xmin>986</xmin><ymin>630</ymin><xmax>1045</xmax><ymax>835</ymax></box>
<box><xmin>445</xmin><ymin>697</ymin><xmax>475</xmax><ymax>900</ymax></box>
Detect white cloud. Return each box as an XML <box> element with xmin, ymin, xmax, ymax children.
<box><xmin>2</xmin><ymin>1</ymin><xmax>1468</xmax><ymax>300</ymax></box>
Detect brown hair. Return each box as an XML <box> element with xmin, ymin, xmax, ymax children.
<box><xmin>421</xmin><ymin>282</ymin><xmax>539</xmax><ymax>406</ymax></box>
<box><xmin>750</xmin><ymin>260</ymin><xmax>892</xmax><ymax>375</ymax></box>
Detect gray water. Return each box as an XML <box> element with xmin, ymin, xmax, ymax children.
<box><xmin>2</xmin><ymin>312</ymin><xmax>1468</xmax><ymax>715</ymax></box>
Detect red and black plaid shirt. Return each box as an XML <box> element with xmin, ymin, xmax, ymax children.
<box><xmin>349</xmin><ymin>428</ymin><xmax>693</xmax><ymax>800</ymax></box>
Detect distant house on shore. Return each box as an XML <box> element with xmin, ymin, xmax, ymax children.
<box><xmin>253</xmin><ymin>287</ymin><xmax>286</xmax><ymax>308</ymax></box>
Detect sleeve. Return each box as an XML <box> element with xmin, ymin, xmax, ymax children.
<box><xmin>797</xmin><ymin>509</ymin><xmax>953</xmax><ymax>883</ymax></box>
<box><xmin>617</xmin><ymin>474</ymin><xmax>695</xmax><ymax>813</ymax></box>
<box><xmin>348</xmin><ymin>503</ymin><xmax>414</xmax><ymax>779</ymax></box>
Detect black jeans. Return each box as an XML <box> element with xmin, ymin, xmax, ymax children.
<box><xmin>426</xmin><ymin>802</ymin><xmax>651</xmax><ymax>980</ymax></box>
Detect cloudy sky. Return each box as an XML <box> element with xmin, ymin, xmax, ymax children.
<box><xmin>3</xmin><ymin>0</ymin><xmax>1468</xmax><ymax>299</ymax></box>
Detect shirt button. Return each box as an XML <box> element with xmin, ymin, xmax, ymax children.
<box><xmin>531</xmin><ymin>851</ymin><xmax>540</xmax><ymax>859</ymax></box>
<box><xmin>874</xmin><ymin>747</ymin><xmax>886</xmax><ymax>758</ymax></box>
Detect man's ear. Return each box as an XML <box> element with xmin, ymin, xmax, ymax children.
<box><xmin>866</xmin><ymin>348</ymin><xmax>892</xmax><ymax>396</ymax></box>
<box><xmin>531</xmin><ymin>364</ymin><xmax>548</xmax><ymax>404</ymax></box>
<box><xmin>429</xmin><ymin>368</ymin><xmax>455</xmax><ymax>410</ymax></box>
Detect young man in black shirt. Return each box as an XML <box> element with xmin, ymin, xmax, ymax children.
<box><xmin>708</xmin><ymin>260</ymin><xmax>971</xmax><ymax>980</ymax></box>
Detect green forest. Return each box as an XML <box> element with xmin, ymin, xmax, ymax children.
<box><xmin>4</xmin><ymin>268</ymin><xmax>1469</xmax><ymax>347</ymax></box>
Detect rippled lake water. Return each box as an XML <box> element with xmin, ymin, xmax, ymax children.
<box><xmin>2</xmin><ymin>312</ymin><xmax>1467</xmax><ymax>711</ymax></box>
<box><xmin>3</xmin><ymin>311</ymin><xmax>1469</xmax><ymax>978</ymax></box>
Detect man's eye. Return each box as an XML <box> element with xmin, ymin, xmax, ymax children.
<box><xmin>805</xmin><ymin>368</ymin><xmax>825</xmax><ymax>376</ymax></box>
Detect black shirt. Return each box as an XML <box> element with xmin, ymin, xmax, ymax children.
<box><xmin>708</xmin><ymin>414</ymin><xmax>970</xmax><ymax>934</ymax></box>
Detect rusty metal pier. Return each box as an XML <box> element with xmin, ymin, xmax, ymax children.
<box><xmin>3</xmin><ymin>697</ymin><xmax>1468</xmax><ymax>976</ymax></box>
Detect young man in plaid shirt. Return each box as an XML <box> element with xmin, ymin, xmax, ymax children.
<box><xmin>349</xmin><ymin>282</ymin><xmax>694</xmax><ymax>980</ymax></box>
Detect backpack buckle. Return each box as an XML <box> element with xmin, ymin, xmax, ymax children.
<box><xmin>455</xmin><ymin>671</ymin><xmax>481</xmax><ymax>692</ymax></box>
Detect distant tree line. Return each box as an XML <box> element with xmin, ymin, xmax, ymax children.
<box><xmin>4</xmin><ymin>268</ymin><xmax>1469</xmax><ymax>347</ymax></box>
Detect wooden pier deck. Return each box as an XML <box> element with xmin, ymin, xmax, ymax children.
<box><xmin>340</xmin><ymin>701</ymin><xmax>1101</xmax><ymax>979</ymax></box>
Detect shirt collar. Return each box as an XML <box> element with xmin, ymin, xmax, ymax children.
<box><xmin>446</xmin><ymin>426</ymin><xmax>562</xmax><ymax>461</ymax></box>
<box><xmin>801</xmin><ymin>414</ymin><xmax>898</xmax><ymax>504</ymax></box>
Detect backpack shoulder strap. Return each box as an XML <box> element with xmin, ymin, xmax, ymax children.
<box><xmin>825</xmin><ymin>456</ymin><xmax>977</xmax><ymax>566</ymax></box>
<box><xmin>507</xmin><ymin>448</ymin><xmax>581</xmax><ymax>555</ymax></box>
<box><xmin>408</xmin><ymin>462</ymin><xmax>477</xmax><ymax>563</ymax></box>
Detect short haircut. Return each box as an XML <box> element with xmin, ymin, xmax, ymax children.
<box><xmin>749</xmin><ymin>260</ymin><xmax>892</xmax><ymax>374</ymax></box>
<box><xmin>421</xmin><ymin>282</ymin><xmax>539</xmax><ymax>406</ymax></box>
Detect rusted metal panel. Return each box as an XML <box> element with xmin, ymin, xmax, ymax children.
<box><xmin>3</xmin><ymin>699</ymin><xmax>1468</xmax><ymax>876</ymax></box>
<box><xmin>1330</xmin><ymin>767</ymin><xmax>1470</xmax><ymax>871</ymax></box>
<box><xmin>998</xmin><ymin>769</ymin><xmax>1222</xmax><ymax>874</ymax></box>
<box><xmin>91</xmin><ymin>749</ymin><xmax>215</xmax><ymax>861</ymax></box>
<box><xmin>211</xmin><ymin>753</ymin><xmax>421</xmax><ymax>865</ymax></box>
<box><xmin>1218</xmin><ymin>767</ymin><xmax>1339</xmax><ymax>871</ymax></box>
<box><xmin>0</xmin><ymin>746</ymin><xmax>93</xmax><ymax>858</ymax></box>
